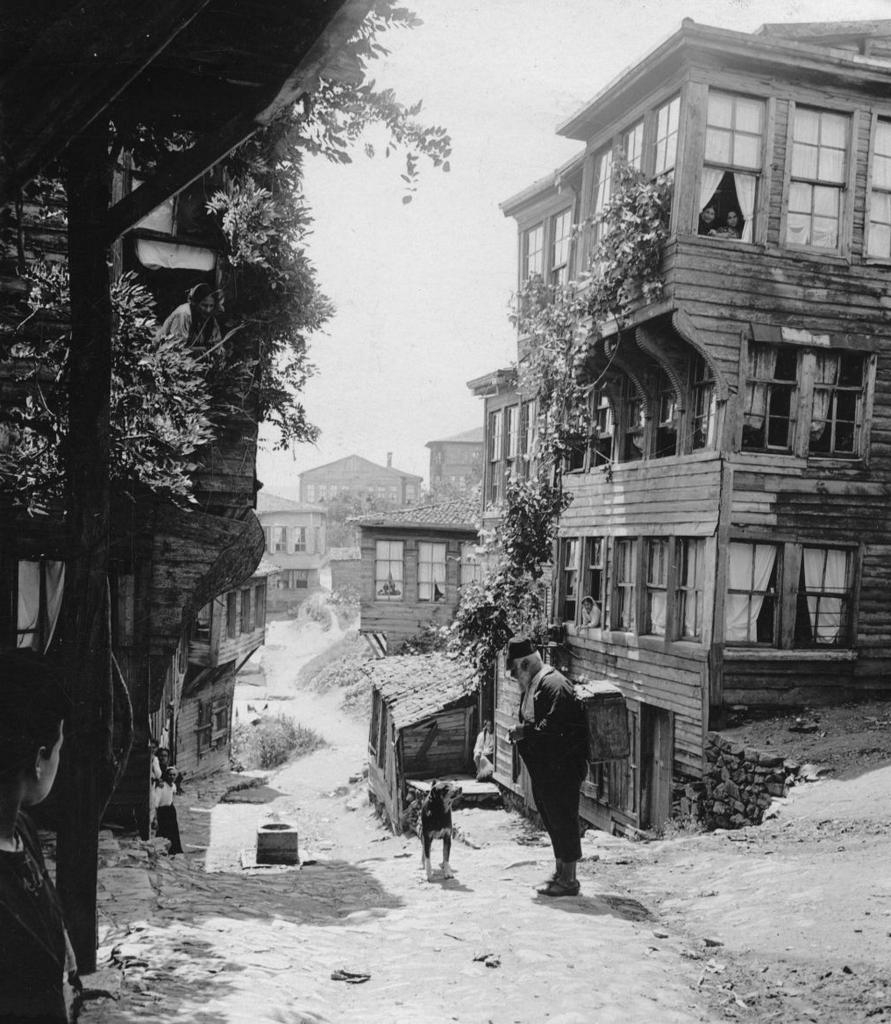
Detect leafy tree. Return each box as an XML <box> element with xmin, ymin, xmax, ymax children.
<box><xmin>1</xmin><ymin>268</ymin><xmax>216</xmax><ymax>511</ymax></box>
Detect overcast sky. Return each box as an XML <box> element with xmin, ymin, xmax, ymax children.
<box><xmin>256</xmin><ymin>0</ymin><xmax>891</xmax><ymax>496</ymax></box>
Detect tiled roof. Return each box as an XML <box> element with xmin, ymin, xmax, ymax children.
<box><xmin>255</xmin><ymin>491</ymin><xmax>323</xmax><ymax>513</ymax></box>
<box><xmin>299</xmin><ymin>454</ymin><xmax>422</xmax><ymax>482</ymax></box>
<box><xmin>426</xmin><ymin>426</ymin><xmax>484</xmax><ymax>446</ymax></box>
<box><xmin>366</xmin><ymin>654</ymin><xmax>478</xmax><ymax>730</ymax></box>
<box><xmin>351</xmin><ymin>497</ymin><xmax>479</xmax><ymax>530</ymax></box>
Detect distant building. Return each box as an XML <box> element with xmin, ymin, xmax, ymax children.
<box><xmin>353</xmin><ymin>497</ymin><xmax>481</xmax><ymax>654</ymax></box>
<box><xmin>255</xmin><ymin>491</ymin><xmax>327</xmax><ymax>612</ymax></box>
<box><xmin>426</xmin><ymin>426</ymin><xmax>484</xmax><ymax>496</ymax></box>
<box><xmin>300</xmin><ymin>454</ymin><xmax>422</xmax><ymax>507</ymax></box>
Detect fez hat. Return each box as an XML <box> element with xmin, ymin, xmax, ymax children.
<box><xmin>506</xmin><ymin>636</ymin><xmax>536</xmax><ymax>664</ymax></box>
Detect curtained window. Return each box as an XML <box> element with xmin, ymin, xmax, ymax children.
<box><xmin>655</xmin><ymin>369</ymin><xmax>678</xmax><ymax>458</ymax></box>
<box><xmin>809</xmin><ymin>352</ymin><xmax>865</xmax><ymax>457</ymax></box>
<box><xmin>785</xmin><ymin>107</ymin><xmax>848</xmax><ymax>250</ymax></box>
<box><xmin>16</xmin><ymin>560</ymin><xmax>65</xmax><ymax>652</ymax></box>
<box><xmin>795</xmin><ymin>548</ymin><xmax>852</xmax><ymax>647</ymax></box>
<box><xmin>742</xmin><ymin>343</ymin><xmax>798</xmax><ymax>451</ymax></box>
<box><xmin>375</xmin><ymin>540</ymin><xmax>404</xmax><ymax>600</ymax></box>
<box><xmin>675</xmin><ymin>538</ymin><xmax>705</xmax><ymax>640</ymax></box>
<box><xmin>589</xmin><ymin>387</ymin><xmax>614</xmax><ymax>467</ymax></box>
<box><xmin>690</xmin><ymin>355</ymin><xmax>716</xmax><ymax>450</ymax></box>
<box><xmin>417</xmin><ymin>542</ymin><xmax>446</xmax><ymax>603</ymax></box>
<box><xmin>643</xmin><ymin>539</ymin><xmax>668</xmax><ymax>636</ymax></box>
<box><xmin>701</xmin><ymin>91</ymin><xmax>764</xmax><ymax>242</ymax></box>
<box><xmin>581</xmin><ymin>538</ymin><xmax>605</xmax><ymax>627</ymax></box>
<box><xmin>725</xmin><ymin>542</ymin><xmax>778</xmax><ymax>644</ymax></box>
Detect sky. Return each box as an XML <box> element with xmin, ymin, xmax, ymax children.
<box><xmin>256</xmin><ymin>0</ymin><xmax>891</xmax><ymax>497</ymax></box>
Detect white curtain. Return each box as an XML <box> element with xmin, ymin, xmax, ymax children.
<box><xmin>16</xmin><ymin>561</ymin><xmax>41</xmax><ymax>648</ymax></box>
<box><xmin>725</xmin><ymin>543</ymin><xmax>776</xmax><ymax>642</ymax></box>
<box><xmin>744</xmin><ymin>345</ymin><xmax>778</xmax><ymax>430</ymax></box>
<box><xmin>649</xmin><ymin>592</ymin><xmax>667</xmax><ymax>636</ymax></box>
<box><xmin>803</xmin><ymin>548</ymin><xmax>848</xmax><ymax>644</ymax></box>
<box><xmin>734</xmin><ymin>172</ymin><xmax>757</xmax><ymax>242</ymax></box>
<box><xmin>699</xmin><ymin>168</ymin><xmax>724</xmax><ymax>220</ymax></box>
<box><xmin>810</xmin><ymin>353</ymin><xmax>840</xmax><ymax>442</ymax></box>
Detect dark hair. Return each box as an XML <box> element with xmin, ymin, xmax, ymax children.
<box><xmin>187</xmin><ymin>282</ymin><xmax>213</xmax><ymax>303</ymax></box>
<box><xmin>0</xmin><ymin>652</ymin><xmax>69</xmax><ymax>778</ymax></box>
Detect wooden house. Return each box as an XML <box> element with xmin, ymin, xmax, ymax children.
<box><xmin>353</xmin><ymin>497</ymin><xmax>481</xmax><ymax>653</ymax></box>
<box><xmin>256</xmin><ymin>492</ymin><xmax>328</xmax><ymax>613</ymax></box>
<box><xmin>425</xmin><ymin>426</ymin><xmax>484</xmax><ymax>496</ymax></box>
<box><xmin>300</xmin><ymin>453</ymin><xmax>422</xmax><ymax>506</ymax></box>
<box><xmin>488</xmin><ymin>18</ymin><xmax>891</xmax><ymax>835</ymax></box>
<box><xmin>366</xmin><ymin>654</ymin><xmax>482</xmax><ymax>830</ymax></box>
<box><xmin>0</xmin><ymin>0</ymin><xmax>375</xmax><ymax>965</ymax></box>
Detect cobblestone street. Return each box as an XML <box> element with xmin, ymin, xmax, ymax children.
<box><xmin>78</xmin><ymin>743</ymin><xmax>722</xmax><ymax>1024</ymax></box>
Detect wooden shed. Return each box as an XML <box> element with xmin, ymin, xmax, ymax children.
<box><xmin>366</xmin><ymin>654</ymin><xmax>484</xmax><ymax>830</ymax></box>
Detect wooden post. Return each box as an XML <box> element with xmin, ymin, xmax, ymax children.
<box><xmin>56</xmin><ymin>126</ymin><xmax>114</xmax><ymax>973</ymax></box>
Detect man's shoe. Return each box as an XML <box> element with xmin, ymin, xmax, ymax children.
<box><xmin>537</xmin><ymin>877</ymin><xmax>580</xmax><ymax>898</ymax></box>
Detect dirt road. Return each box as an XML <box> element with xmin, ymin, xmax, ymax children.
<box><xmin>80</xmin><ymin>617</ymin><xmax>891</xmax><ymax>1023</ymax></box>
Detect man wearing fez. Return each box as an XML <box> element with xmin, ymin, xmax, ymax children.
<box><xmin>506</xmin><ymin>636</ymin><xmax>588</xmax><ymax>897</ymax></box>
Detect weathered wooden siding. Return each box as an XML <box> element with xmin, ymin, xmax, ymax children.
<box><xmin>401</xmin><ymin>706</ymin><xmax>474</xmax><ymax>778</ymax></box>
<box><xmin>359</xmin><ymin>527</ymin><xmax>475</xmax><ymax>647</ymax></box>
<box><xmin>177</xmin><ymin>664</ymin><xmax>237</xmax><ymax>778</ymax></box>
<box><xmin>561</xmin><ymin>454</ymin><xmax>722</xmax><ymax>536</ymax></box>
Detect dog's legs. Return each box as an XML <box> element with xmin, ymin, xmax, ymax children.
<box><xmin>440</xmin><ymin>832</ymin><xmax>454</xmax><ymax>879</ymax></box>
<box><xmin>422</xmin><ymin>834</ymin><xmax>435</xmax><ymax>881</ymax></box>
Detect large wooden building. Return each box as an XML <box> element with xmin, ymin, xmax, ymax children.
<box><xmin>425</xmin><ymin>426</ymin><xmax>484</xmax><ymax>496</ymax></box>
<box><xmin>354</xmin><ymin>497</ymin><xmax>480</xmax><ymax>653</ymax></box>
<box><xmin>483</xmin><ymin>18</ymin><xmax>891</xmax><ymax>835</ymax></box>
<box><xmin>300</xmin><ymin>453</ymin><xmax>422</xmax><ymax>507</ymax></box>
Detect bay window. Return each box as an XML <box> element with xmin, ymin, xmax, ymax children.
<box><xmin>591</xmin><ymin>146</ymin><xmax>614</xmax><ymax>248</ymax></box>
<box><xmin>581</xmin><ymin>538</ymin><xmax>605</xmax><ymax>627</ymax></box>
<box><xmin>623</xmin><ymin>120</ymin><xmax>644</xmax><ymax>171</ymax></box>
<box><xmin>550</xmin><ymin>208</ymin><xmax>572</xmax><ymax>288</ymax></box>
<box><xmin>522</xmin><ymin>223</ymin><xmax>544</xmax><ymax>281</ymax></box>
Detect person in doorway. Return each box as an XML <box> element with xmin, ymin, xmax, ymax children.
<box><xmin>473</xmin><ymin>719</ymin><xmax>495</xmax><ymax>781</ymax></box>
<box><xmin>0</xmin><ymin>651</ymin><xmax>77</xmax><ymax>1023</ymax></box>
<box><xmin>506</xmin><ymin>637</ymin><xmax>588</xmax><ymax>897</ymax></box>
<box><xmin>156</xmin><ymin>282</ymin><xmax>222</xmax><ymax>351</ymax></box>
<box><xmin>151</xmin><ymin>747</ymin><xmax>183</xmax><ymax>855</ymax></box>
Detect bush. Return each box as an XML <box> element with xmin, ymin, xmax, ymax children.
<box><xmin>231</xmin><ymin>713</ymin><xmax>326</xmax><ymax>770</ymax></box>
<box><xmin>302</xmin><ymin>592</ymin><xmax>333</xmax><ymax>630</ymax></box>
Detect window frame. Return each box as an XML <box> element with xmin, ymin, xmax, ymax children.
<box><xmin>558</xmin><ymin>537</ymin><xmax>581</xmax><ymax>623</ymax></box>
<box><xmin>700</xmin><ymin>89</ymin><xmax>766</xmax><ymax>244</ymax></box>
<box><xmin>782</xmin><ymin>102</ymin><xmax>853</xmax><ymax>256</ymax></box>
<box><xmin>866</xmin><ymin>113</ymin><xmax>891</xmax><ymax>262</ymax></box>
<box><xmin>724</xmin><ymin>540</ymin><xmax>782</xmax><ymax>646</ymax></box>
<box><xmin>642</xmin><ymin>537</ymin><xmax>669</xmax><ymax>637</ymax></box>
<box><xmin>612</xmin><ymin>537</ymin><xmax>637</xmax><ymax>632</ymax></box>
<box><xmin>374</xmin><ymin>540</ymin><xmax>404</xmax><ymax>601</ymax></box>
<box><xmin>674</xmin><ymin>538</ymin><xmax>705</xmax><ymax>641</ymax></box>
<box><xmin>417</xmin><ymin>541</ymin><xmax>447</xmax><ymax>603</ymax></box>
<box><xmin>292</xmin><ymin>526</ymin><xmax>307</xmax><ymax>553</ymax></box>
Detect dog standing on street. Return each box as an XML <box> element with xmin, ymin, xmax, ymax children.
<box><xmin>418</xmin><ymin>779</ymin><xmax>463</xmax><ymax>881</ymax></box>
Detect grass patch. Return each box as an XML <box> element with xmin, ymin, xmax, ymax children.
<box><xmin>232</xmin><ymin>713</ymin><xmax>327</xmax><ymax>770</ymax></box>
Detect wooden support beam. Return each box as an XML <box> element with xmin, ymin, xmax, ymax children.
<box><xmin>55</xmin><ymin>126</ymin><xmax>114</xmax><ymax>974</ymax></box>
<box><xmin>0</xmin><ymin>0</ymin><xmax>213</xmax><ymax>203</ymax></box>
<box><xmin>103</xmin><ymin>0</ymin><xmax>371</xmax><ymax>241</ymax></box>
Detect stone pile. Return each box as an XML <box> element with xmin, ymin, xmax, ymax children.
<box><xmin>676</xmin><ymin>732</ymin><xmax>801</xmax><ymax>830</ymax></box>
